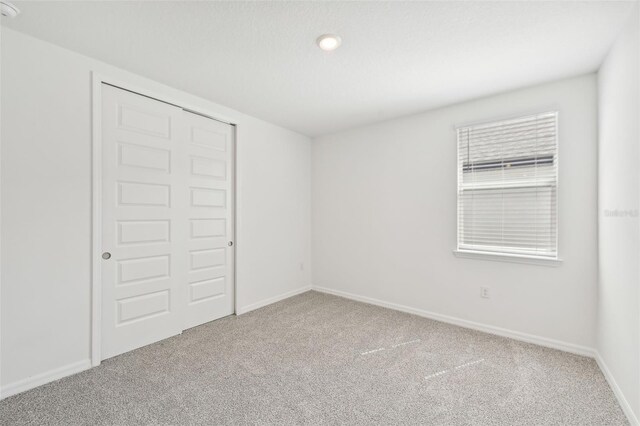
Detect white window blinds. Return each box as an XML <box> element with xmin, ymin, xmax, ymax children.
<box><xmin>457</xmin><ymin>112</ymin><xmax>558</xmax><ymax>258</ymax></box>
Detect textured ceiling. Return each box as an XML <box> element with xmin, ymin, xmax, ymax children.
<box><xmin>3</xmin><ymin>1</ymin><xmax>636</xmax><ymax>136</ymax></box>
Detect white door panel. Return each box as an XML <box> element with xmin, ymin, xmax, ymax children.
<box><xmin>183</xmin><ymin>111</ymin><xmax>235</xmax><ymax>330</ymax></box>
<box><xmin>101</xmin><ymin>85</ymin><xmax>187</xmax><ymax>359</ymax></box>
<box><xmin>101</xmin><ymin>84</ymin><xmax>234</xmax><ymax>359</ymax></box>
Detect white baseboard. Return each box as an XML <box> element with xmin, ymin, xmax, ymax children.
<box><xmin>1</xmin><ymin>359</ymin><xmax>91</xmax><ymax>400</ymax></box>
<box><xmin>312</xmin><ymin>285</ymin><xmax>595</xmax><ymax>358</ymax></box>
<box><xmin>237</xmin><ymin>285</ymin><xmax>312</xmax><ymax>315</ymax></box>
<box><xmin>595</xmin><ymin>352</ymin><xmax>639</xmax><ymax>426</ymax></box>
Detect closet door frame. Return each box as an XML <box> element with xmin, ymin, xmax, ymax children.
<box><xmin>91</xmin><ymin>72</ymin><xmax>238</xmax><ymax>367</ymax></box>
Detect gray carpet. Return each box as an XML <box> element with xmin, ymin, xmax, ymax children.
<box><xmin>0</xmin><ymin>291</ymin><xmax>628</xmax><ymax>425</ymax></box>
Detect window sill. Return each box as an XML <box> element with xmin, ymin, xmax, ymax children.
<box><xmin>453</xmin><ymin>249</ymin><xmax>563</xmax><ymax>267</ymax></box>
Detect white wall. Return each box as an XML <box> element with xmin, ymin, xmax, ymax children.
<box><xmin>313</xmin><ymin>75</ymin><xmax>598</xmax><ymax>352</ymax></box>
<box><xmin>0</xmin><ymin>28</ymin><xmax>311</xmax><ymax>392</ymax></box>
<box><xmin>597</xmin><ymin>5</ymin><xmax>640</xmax><ymax>422</ymax></box>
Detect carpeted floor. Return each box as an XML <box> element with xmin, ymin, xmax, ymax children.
<box><xmin>0</xmin><ymin>291</ymin><xmax>628</xmax><ymax>425</ymax></box>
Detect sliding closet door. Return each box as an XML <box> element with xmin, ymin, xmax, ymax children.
<box><xmin>183</xmin><ymin>111</ymin><xmax>235</xmax><ymax>330</ymax></box>
<box><xmin>101</xmin><ymin>84</ymin><xmax>235</xmax><ymax>359</ymax></box>
<box><xmin>101</xmin><ymin>84</ymin><xmax>188</xmax><ymax>359</ymax></box>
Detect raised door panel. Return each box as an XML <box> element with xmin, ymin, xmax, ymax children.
<box><xmin>101</xmin><ymin>84</ymin><xmax>187</xmax><ymax>360</ymax></box>
<box><xmin>183</xmin><ymin>111</ymin><xmax>235</xmax><ymax>330</ymax></box>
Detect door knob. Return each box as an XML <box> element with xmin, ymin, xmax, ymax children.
<box><xmin>228</xmin><ymin>241</ymin><xmax>233</xmax><ymax>247</ymax></box>
<box><xmin>102</xmin><ymin>252</ymin><xmax>111</xmax><ymax>260</ymax></box>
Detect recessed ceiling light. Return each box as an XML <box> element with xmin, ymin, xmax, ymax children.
<box><xmin>316</xmin><ymin>34</ymin><xmax>342</xmax><ymax>51</ymax></box>
<box><xmin>0</xmin><ymin>1</ymin><xmax>20</xmax><ymax>18</ymax></box>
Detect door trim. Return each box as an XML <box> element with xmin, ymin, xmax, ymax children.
<box><xmin>91</xmin><ymin>72</ymin><xmax>237</xmax><ymax>367</ymax></box>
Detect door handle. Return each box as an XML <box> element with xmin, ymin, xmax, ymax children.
<box><xmin>102</xmin><ymin>252</ymin><xmax>111</xmax><ymax>260</ymax></box>
<box><xmin>228</xmin><ymin>241</ymin><xmax>233</xmax><ymax>247</ymax></box>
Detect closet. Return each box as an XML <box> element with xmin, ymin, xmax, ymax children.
<box><xmin>100</xmin><ymin>84</ymin><xmax>234</xmax><ymax>359</ymax></box>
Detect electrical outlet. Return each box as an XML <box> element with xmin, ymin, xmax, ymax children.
<box><xmin>480</xmin><ymin>286</ymin><xmax>490</xmax><ymax>299</ymax></box>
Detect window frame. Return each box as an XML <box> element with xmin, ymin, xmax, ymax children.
<box><xmin>454</xmin><ymin>111</ymin><xmax>561</xmax><ymax>265</ymax></box>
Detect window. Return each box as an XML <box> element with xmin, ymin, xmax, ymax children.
<box><xmin>456</xmin><ymin>112</ymin><xmax>558</xmax><ymax>260</ymax></box>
